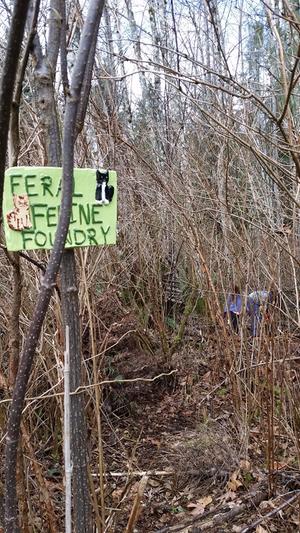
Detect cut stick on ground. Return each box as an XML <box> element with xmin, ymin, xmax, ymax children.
<box><xmin>92</xmin><ymin>470</ymin><xmax>172</xmax><ymax>478</ymax></box>
<box><xmin>125</xmin><ymin>474</ymin><xmax>149</xmax><ymax>533</ymax></box>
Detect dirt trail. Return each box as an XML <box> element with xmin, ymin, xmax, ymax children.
<box><xmin>99</xmin><ymin>339</ymin><xmax>300</xmax><ymax>532</ymax></box>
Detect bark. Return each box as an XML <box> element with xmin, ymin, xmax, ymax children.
<box><xmin>47</xmin><ymin>1</ymin><xmax>104</xmax><ymax>529</ymax></box>
<box><xmin>7</xmin><ymin>252</ymin><xmax>28</xmax><ymax>533</ymax></box>
<box><xmin>204</xmin><ymin>0</ymin><xmax>232</xmax><ymax>77</ymax></box>
<box><xmin>75</xmin><ymin>20</ymin><xmax>99</xmax><ymax>135</ymax></box>
<box><xmin>0</xmin><ymin>0</ymin><xmax>31</xmax><ymax>219</ymax></box>
<box><xmin>48</xmin><ymin>40</ymin><xmax>93</xmax><ymax>533</ymax></box>
<box><xmin>47</xmin><ymin>0</ymin><xmax>62</xmax><ymax>73</ymax></box>
<box><xmin>31</xmin><ymin>30</ymin><xmax>62</xmax><ymax>166</ymax></box>
<box><xmin>217</xmin><ymin>144</ymin><xmax>232</xmax><ymax>258</ymax></box>
<box><xmin>170</xmin><ymin>0</ymin><xmax>181</xmax><ymax>91</ymax></box>
<box><xmin>8</xmin><ymin>254</ymin><xmax>21</xmax><ymax>388</ymax></box>
<box><xmin>112</xmin><ymin>4</ymin><xmax>132</xmax><ymax>124</ymax></box>
<box><xmin>61</xmin><ymin>4</ymin><xmax>105</xmax><ymax>531</ymax></box>
<box><xmin>148</xmin><ymin>0</ymin><xmax>162</xmax><ymax>101</ymax></box>
<box><xmin>125</xmin><ymin>0</ymin><xmax>148</xmax><ymax>97</ymax></box>
<box><xmin>4</xmin><ymin>1</ymin><xmax>105</xmax><ymax>530</ymax></box>
<box><xmin>60</xmin><ymin>0</ymin><xmax>69</xmax><ymax>97</ymax></box>
<box><xmin>61</xmin><ymin>252</ymin><xmax>92</xmax><ymax>532</ymax></box>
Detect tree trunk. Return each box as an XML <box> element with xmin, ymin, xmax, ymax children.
<box><xmin>4</xmin><ymin>1</ymin><xmax>105</xmax><ymax>530</ymax></box>
<box><xmin>60</xmin><ymin>251</ymin><xmax>92</xmax><ymax>532</ymax></box>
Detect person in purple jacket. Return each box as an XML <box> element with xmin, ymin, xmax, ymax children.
<box><xmin>223</xmin><ymin>285</ymin><xmax>242</xmax><ymax>333</ymax></box>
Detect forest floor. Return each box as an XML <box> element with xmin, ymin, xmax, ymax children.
<box><xmin>2</xmin><ymin>313</ymin><xmax>300</xmax><ymax>532</ymax></box>
<box><xmin>98</xmin><ymin>317</ymin><xmax>300</xmax><ymax>532</ymax></box>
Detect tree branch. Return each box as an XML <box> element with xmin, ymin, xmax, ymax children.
<box><xmin>0</xmin><ymin>0</ymin><xmax>31</xmax><ymax>220</ymax></box>
<box><xmin>278</xmin><ymin>42</ymin><xmax>300</xmax><ymax>125</ymax></box>
<box><xmin>75</xmin><ymin>20</ymin><xmax>100</xmax><ymax>135</ymax></box>
<box><xmin>60</xmin><ymin>0</ymin><xmax>69</xmax><ymax>97</ymax></box>
<box><xmin>47</xmin><ymin>0</ymin><xmax>62</xmax><ymax>73</ymax></box>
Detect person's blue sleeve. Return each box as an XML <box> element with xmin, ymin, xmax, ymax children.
<box><xmin>224</xmin><ymin>295</ymin><xmax>230</xmax><ymax>313</ymax></box>
<box><xmin>236</xmin><ymin>295</ymin><xmax>242</xmax><ymax>314</ymax></box>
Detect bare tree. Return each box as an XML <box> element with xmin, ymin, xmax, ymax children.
<box><xmin>4</xmin><ymin>1</ymin><xmax>105</xmax><ymax>531</ymax></box>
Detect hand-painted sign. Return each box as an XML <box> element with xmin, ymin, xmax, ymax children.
<box><xmin>3</xmin><ymin>166</ymin><xmax>117</xmax><ymax>251</ymax></box>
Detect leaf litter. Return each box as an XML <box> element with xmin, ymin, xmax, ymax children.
<box><xmin>93</xmin><ymin>316</ymin><xmax>300</xmax><ymax>532</ymax></box>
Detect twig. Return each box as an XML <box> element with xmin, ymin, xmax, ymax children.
<box><xmin>66</xmin><ymin>369</ymin><xmax>176</xmax><ymax>394</ymax></box>
<box><xmin>0</xmin><ymin>369</ymin><xmax>178</xmax><ymax>406</ymax></box>
<box><xmin>84</xmin><ymin>329</ymin><xmax>138</xmax><ymax>361</ymax></box>
<box><xmin>0</xmin><ymin>243</ymin><xmax>45</xmax><ymax>272</ymax></box>
<box><xmin>236</xmin><ymin>356</ymin><xmax>300</xmax><ymax>374</ymax></box>
<box><xmin>198</xmin><ymin>378</ymin><xmax>227</xmax><ymax>405</ymax></box>
<box><xmin>1</xmin><ymin>244</ymin><xmax>61</xmax><ymax>297</ymax></box>
<box><xmin>92</xmin><ymin>470</ymin><xmax>173</xmax><ymax>478</ymax></box>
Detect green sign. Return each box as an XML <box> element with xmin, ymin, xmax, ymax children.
<box><xmin>3</xmin><ymin>166</ymin><xmax>117</xmax><ymax>251</ymax></box>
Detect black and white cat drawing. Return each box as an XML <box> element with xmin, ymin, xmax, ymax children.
<box><xmin>95</xmin><ymin>170</ymin><xmax>114</xmax><ymax>205</ymax></box>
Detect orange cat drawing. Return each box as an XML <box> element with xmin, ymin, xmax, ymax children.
<box><xmin>6</xmin><ymin>194</ymin><xmax>32</xmax><ymax>231</ymax></box>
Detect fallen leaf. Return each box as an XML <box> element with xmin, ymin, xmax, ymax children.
<box><xmin>239</xmin><ymin>459</ymin><xmax>251</xmax><ymax>471</ymax></box>
<box><xmin>220</xmin><ymin>490</ymin><xmax>238</xmax><ymax>502</ymax></box>
<box><xmin>259</xmin><ymin>500</ymin><xmax>272</xmax><ymax>511</ymax></box>
<box><xmin>226</xmin><ymin>469</ymin><xmax>243</xmax><ymax>491</ymax></box>
<box><xmin>256</xmin><ymin>526</ymin><xmax>268</xmax><ymax>533</ymax></box>
<box><xmin>187</xmin><ymin>495</ymin><xmax>213</xmax><ymax>516</ymax></box>
<box><xmin>202</xmin><ymin>371</ymin><xmax>211</xmax><ymax>383</ymax></box>
<box><xmin>111</xmin><ymin>487</ymin><xmax>124</xmax><ymax>501</ymax></box>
